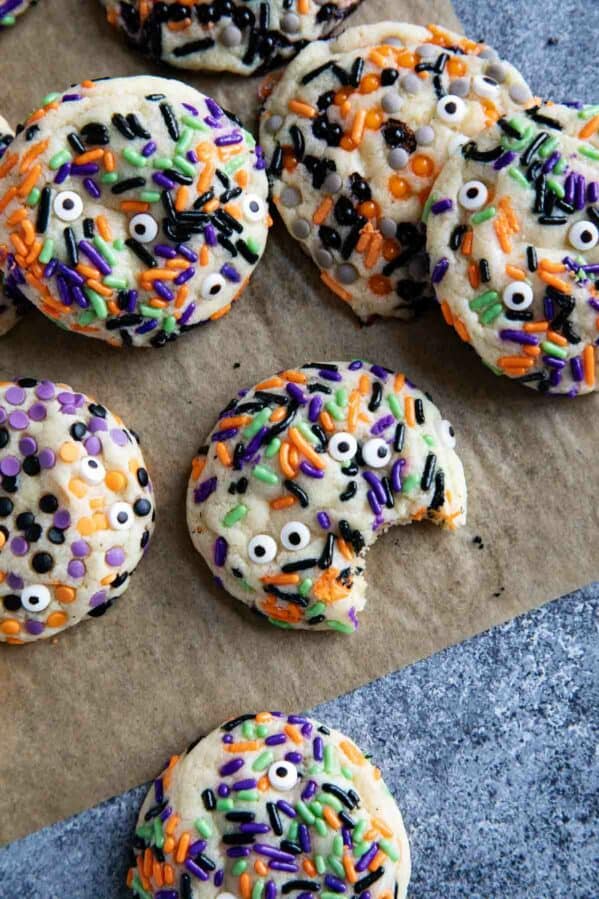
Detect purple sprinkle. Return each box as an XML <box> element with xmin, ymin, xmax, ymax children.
<box><xmin>299</xmin><ymin>460</ymin><xmax>324</xmax><ymax>479</ymax></box>
<box><xmin>72</xmin><ymin>539</ymin><xmax>90</xmax><ymax>558</ymax></box>
<box><xmin>105</xmin><ymin>547</ymin><xmax>125</xmax><ymax>567</ymax></box>
<box><xmin>215</xmin><ymin>131</ymin><xmax>243</xmax><ymax>147</ymax></box>
<box><xmin>570</xmin><ymin>356</ymin><xmax>583</xmax><ymax>382</ymax></box>
<box><xmin>78</xmin><ymin>240</ymin><xmax>111</xmax><ymax>275</ymax></box>
<box><xmin>284</xmin><ymin>752</ymin><xmax>302</xmax><ymax>764</ymax></box>
<box><xmin>126</xmin><ymin>289</ymin><xmax>138</xmax><ymax>313</ymax></box>
<box><xmin>301</xmin><ymin>780</ymin><xmax>317</xmax><ymax>801</ymax></box>
<box><xmin>19</xmin><ymin>436</ymin><xmax>37</xmax><ymax>456</ymax></box>
<box><xmin>587</xmin><ymin>181</ymin><xmax>599</xmax><ymax>204</ymax></box>
<box><xmin>232</xmin><ymin>778</ymin><xmax>257</xmax><ymax>791</ymax></box>
<box><xmin>542</xmin><ymin>151</ymin><xmax>560</xmax><ymax>174</ymax></box>
<box><xmin>175</xmin><ymin>266</ymin><xmax>195</xmax><ymax>286</ymax></box>
<box><xmin>56</xmin><ymin>275</ymin><xmax>73</xmax><ymax>306</ymax></box>
<box><xmin>44</xmin><ymin>258</ymin><xmax>58</xmax><ymax>279</ymax></box>
<box><xmin>25</xmin><ymin>619</ymin><xmax>45</xmax><ymax>636</ymax></box>
<box><xmin>356</xmin><ymin>842</ymin><xmax>379</xmax><ymax>872</ymax></box>
<box><xmin>276</xmin><ymin>800</ymin><xmax>297</xmax><ymax>819</ymax></box>
<box><xmin>367</xmin><ymin>488</ymin><xmax>381</xmax><ymax>516</ymax></box>
<box><xmin>549</xmin><ymin>367</ymin><xmax>562</xmax><ymax>388</ymax></box>
<box><xmin>183</xmin><ymin>102</ymin><xmax>200</xmax><ymax>116</ymax></box>
<box><xmin>370</xmin><ymin>414</ymin><xmax>394</xmax><ymax>436</ymax></box>
<box><xmin>8</xmin><ymin>411</ymin><xmax>28</xmax><ymax>430</ymax></box>
<box><xmin>221</xmin><ymin>263</ymin><xmax>241</xmax><ymax>282</ymax></box>
<box><xmin>67</xmin><ymin>559</ymin><xmax>85</xmax><ymax>579</ymax></box>
<box><xmin>5</xmin><ymin>385</ymin><xmax>25</xmax><ymax>405</ymax></box>
<box><xmin>348</xmin><ymin>360</ymin><xmax>363</xmax><ymax>370</ymax></box>
<box><xmin>214</xmin><ymin>536</ymin><xmax>228</xmax><ymax>568</ymax></box>
<box><xmin>0</xmin><ymin>456</ymin><xmax>20</xmax><ymax>476</ymax></box>
<box><xmin>71</xmin><ymin>163</ymin><xmax>99</xmax><ymax>176</ymax></box>
<box><xmin>298</xmin><ymin>823</ymin><xmax>311</xmax><ymax>853</ymax></box>
<box><xmin>217</xmin><ymin>783</ymin><xmax>230</xmax><ymax>798</ymax></box>
<box><xmin>212</xmin><ymin>427</ymin><xmax>238</xmax><ymax>443</ymax></box>
<box><xmin>176</xmin><ymin>243</ymin><xmax>198</xmax><ymax>262</ymax></box>
<box><xmin>110</xmin><ymin>428</ymin><xmax>128</xmax><ymax>447</ymax></box>
<box><xmin>254</xmin><ymin>844</ymin><xmax>296</xmax><ymax>862</ymax></box>
<box><xmin>54</xmin><ymin>163</ymin><xmax>71</xmax><ymax>184</ymax></box>
<box><xmin>204</xmin><ymin>224</ymin><xmax>218</xmax><ymax>247</ymax></box>
<box><xmin>499</xmin><ymin>329</ymin><xmax>539</xmax><ymax>346</ymax></box>
<box><xmin>184</xmin><ymin>859</ymin><xmax>209</xmax><ymax>881</ymax></box>
<box><xmin>153</xmin><ymin>279</ymin><xmax>174</xmax><ymax>302</ymax></box>
<box><xmin>265</xmin><ymin>882</ymin><xmax>277</xmax><ymax>899</ymax></box>
<box><xmin>542</xmin><ymin>355</ymin><xmax>566</xmax><ymax>370</ymax></box>
<box><xmin>215</xmin><ymin>870</ymin><xmax>224</xmax><ymax>887</ymax></box>
<box><xmin>318</xmin><ymin>369</ymin><xmax>343</xmax><ymax>382</ymax></box>
<box><xmin>316</xmin><ymin>511</ymin><xmax>330</xmax><ymax>530</ymax></box>
<box><xmin>308</xmin><ymin>395</ymin><xmax>323</xmax><ymax>422</ymax></box>
<box><xmin>431</xmin><ymin>257</ymin><xmax>449</xmax><ymax>284</ymax></box>
<box><xmin>57</xmin><ymin>262</ymin><xmax>85</xmax><ymax>286</ymax></box>
<box><xmin>155</xmin><ymin>244</ymin><xmax>177</xmax><ymax>259</ymax></box>
<box><xmin>240</xmin><ymin>822</ymin><xmax>270</xmax><ymax>834</ymax></box>
<box><xmin>391</xmin><ymin>458</ymin><xmax>404</xmax><ymax>493</ymax></box>
<box><xmin>227</xmin><ymin>846</ymin><xmax>251</xmax><ymax>858</ymax></box>
<box><xmin>39</xmin><ymin>448</ymin><xmax>56</xmax><ymax>469</ymax></box>
<box><xmin>62</xmin><ymin>93</ymin><xmax>81</xmax><ymax>102</ymax></box>
<box><xmin>362</xmin><ymin>471</ymin><xmax>386</xmax><ymax>504</ymax></box>
<box><xmin>188</xmin><ymin>839</ymin><xmax>207</xmax><ymax>856</ymax></box>
<box><xmin>153</xmin><ymin>172</ymin><xmax>176</xmax><ymax>190</ymax></box>
<box><xmin>179</xmin><ymin>303</ymin><xmax>196</xmax><ymax>325</ymax></box>
<box><xmin>494</xmin><ymin>150</ymin><xmax>517</xmax><ymax>170</ymax></box>
<box><xmin>156</xmin><ymin>891</ymin><xmax>178</xmax><ymax>899</ymax></box>
<box><xmin>142</xmin><ymin>141</ymin><xmax>157</xmax><ymax>157</ymax></box>
<box><xmin>265</xmin><ymin>733</ymin><xmax>287</xmax><ymax>746</ymax></box>
<box><xmin>83</xmin><ymin>177</ymin><xmax>101</xmax><ymax>199</ymax></box>
<box><xmin>186</xmin><ymin>150</ymin><xmax>199</xmax><ymax>164</ymax></box>
<box><xmin>313</xmin><ymin>736</ymin><xmax>324</xmax><ymax>762</ymax></box>
<box><xmin>286</xmin><ymin>382</ymin><xmax>307</xmax><ymax>405</ymax></box>
<box><xmin>269</xmin><ymin>861</ymin><xmax>299</xmax><ymax>873</ymax></box>
<box><xmin>205</xmin><ymin>97</ymin><xmax>223</xmax><ymax>118</ymax></box>
<box><xmin>544</xmin><ymin>296</ymin><xmax>555</xmax><ymax>321</ymax></box>
<box><xmin>324</xmin><ymin>875</ymin><xmax>347</xmax><ymax>893</ymax></box>
<box><xmin>220</xmin><ymin>757</ymin><xmax>244</xmax><ymax>777</ymax></box>
<box><xmin>11</xmin><ymin>536</ymin><xmax>28</xmax><ymax>556</ymax></box>
<box><xmin>431</xmin><ymin>198</ymin><xmax>453</xmax><ymax>214</ymax></box>
<box><xmin>72</xmin><ymin>285</ymin><xmax>89</xmax><ymax>308</ymax></box>
<box><xmin>54</xmin><ymin>509</ymin><xmax>71</xmax><ymax>529</ymax></box>
<box><xmin>244</xmin><ymin>427</ymin><xmax>268</xmax><ymax>459</ymax></box>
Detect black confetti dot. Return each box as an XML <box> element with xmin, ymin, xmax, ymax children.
<box><xmin>32</xmin><ymin>552</ymin><xmax>54</xmax><ymax>574</ymax></box>
<box><xmin>39</xmin><ymin>494</ymin><xmax>58</xmax><ymax>513</ymax></box>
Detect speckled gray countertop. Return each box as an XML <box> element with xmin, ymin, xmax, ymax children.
<box><xmin>1</xmin><ymin>1</ymin><xmax>599</xmax><ymax>897</ymax></box>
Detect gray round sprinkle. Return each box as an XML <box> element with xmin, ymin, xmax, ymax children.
<box><xmin>448</xmin><ymin>77</ymin><xmax>470</xmax><ymax>97</ymax></box>
<box><xmin>292</xmin><ymin>218</ymin><xmax>311</xmax><ymax>239</ymax></box>
<box><xmin>314</xmin><ymin>248</ymin><xmax>334</xmax><ymax>270</ymax></box>
<box><xmin>382</xmin><ymin>92</ymin><xmax>403</xmax><ymax>114</ymax></box>
<box><xmin>479</xmin><ymin>47</ymin><xmax>499</xmax><ymax>60</ymax></box>
<box><xmin>336</xmin><ymin>264</ymin><xmax>359</xmax><ymax>285</ymax></box>
<box><xmin>388</xmin><ymin>148</ymin><xmax>409</xmax><ymax>170</ymax></box>
<box><xmin>220</xmin><ymin>24</ymin><xmax>242</xmax><ymax>47</ymax></box>
<box><xmin>264</xmin><ymin>114</ymin><xmax>283</xmax><ymax>134</ymax></box>
<box><xmin>281</xmin><ymin>13</ymin><xmax>300</xmax><ymax>34</ymax></box>
<box><xmin>281</xmin><ymin>186</ymin><xmax>302</xmax><ymax>208</ymax></box>
<box><xmin>322</xmin><ymin>172</ymin><xmax>343</xmax><ymax>194</ymax></box>
<box><xmin>485</xmin><ymin>63</ymin><xmax>506</xmax><ymax>83</ymax></box>
<box><xmin>509</xmin><ymin>82</ymin><xmax>532</xmax><ymax>105</ymax></box>
<box><xmin>415</xmin><ymin>125</ymin><xmax>435</xmax><ymax>146</ymax></box>
<box><xmin>400</xmin><ymin>73</ymin><xmax>421</xmax><ymax>94</ymax></box>
<box><xmin>416</xmin><ymin>43</ymin><xmax>438</xmax><ymax>59</ymax></box>
<box><xmin>380</xmin><ymin>217</ymin><xmax>397</xmax><ymax>239</ymax></box>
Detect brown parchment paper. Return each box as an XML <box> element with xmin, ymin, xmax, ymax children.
<box><xmin>1</xmin><ymin>0</ymin><xmax>597</xmax><ymax>845</ymax></box>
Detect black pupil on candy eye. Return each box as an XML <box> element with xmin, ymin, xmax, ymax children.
<box><xmin>134</xmin><ymin>223</ymin><xmax>147</xmax><ymax>236</ymax></box>
<box><xmin>581</xmin><ymin>230</ymin><xmax>592</xmax><ymax>244</ymax></box>
<box><xmin>338</xmin><ymin>441</ymin><xmax>349</xmax><ymax>453</ymax></box>
<box><xmin>117</xmin><ymin>512</ymin><xmax>128</xmax><ymax>524</ymax></box>
<box><xmin>276</xmin><ymin>766</ymin><xmax>288</xmax><ymax>777</ymax></box>
<box><xmin>445</xmin><ymin>102</ymin><xmax>456</xmax><ymax>114</ymax></box>
<box><xmin>63</xmin><ymin>198</ymin><xmax>74</xmax><ymax>210</ymax></box>
<box><xmin>255</xmin><ymin>545</ymin><xmax>266</xmax><ymax>557</ymax></box>
<box><xmin>449</xmin><ymin>426</ymin><xmax>455</xmax><ymax>437</ymax></box>
<box><xmin>377</xmin><ymin>447</ymin><xmax>388</xmax><ymax>459</ymax></box>
<box><xmin>29</xmin><ymin>595</ymin><xmax>40</xmax><ymax>606</ymax></box>
<box><xmin>512</xmin><ymin>292</ymin><xmax>525</xmax><ymax>305</ymax></box>
<box><xmin>467</xmin><ymin>187</ymin><xmax>479</xmax><ymax>199</ymax></box>
<box><xmin>210</xmin><ymin>285</ymin><xmax>221</xmax><ymax>295</ymax></box>
<box><xmin>88</xmin><ymin>460</ymin><xmax>98</xmax><ymax>469</ymax></box>
<box><xmin>250</xmin><ymin>201</ymin><xmax>260</xmax><ymax>213</ymax></box>
<box><xmin>289</xmin><ymin>532</ymin><xmax>301</xmax><ymax>546</ymax></box>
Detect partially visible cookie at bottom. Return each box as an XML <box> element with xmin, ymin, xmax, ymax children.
<box><xmin>128</xmin><ymin>712</ymin><xmax>411</xmax><ymax>899</ymax></box>
<box><xmin>426</xmin><ymin>101</ymin><xmax>599</xmax><ymax>396</ymax></box>
<box><xmin>187</xmin><ymin>360</ymin><xmax>467</xmax><ymax>632</ymax></box>
<box><xmin>0</xmin><ymin>0</ymin><xmax>35</xmax><ymax>28</ymax></box>
<box><xmin>0</xmin><ymin>378</ymin><xmax>155</xmax><ymax>643</ymax></box>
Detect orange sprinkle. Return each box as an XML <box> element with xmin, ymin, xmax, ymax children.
<box><xmin>440</xmin><ymin>300</ymin><xmax>453</xmax><ymax>325</ymax></box>
<box><xmin>369</xmin><ymin>850</ymin><xmax>386</xmax><ymax>871</ymax></box>
<box><xmin>538</xmin><ymin>270</ymin><xmax>572</xmax><ymax>295</ymax></box>
<box><xmin>240</xmin><ymin>872</ymin><xmax>251</xmax><ymax>899</ymax></box>
<box><xmin>404</xmin><ymin>395</ymin><xmax>415</xmax><ymax>427</ymax></box>
<box><xmin>0</xmin><ymin>186</ymin><xmax>17</xmax><ymax>213</ymax></box>
<box><xmin>46</xmin><ymin>611</ymin><xmax>68</xmax><ymax>628</ymax></box>
<box><xmin>226</xmin><ymin>740</ymin><xmax>261</xmax><ymax>753</ymax></box>
<box><xmin>288</xmin><ymin>99</ymin><xmax>316</xmax><ymax>118</ymax></box>
<box><xmin>96</xmin><ymin>215</ymin><xmax>112</xmax><ymax>241</ymax></box>
<box><xmin>340</xmin><ymin>739</ymin><xmax>366</xmax><ymax>765</ymax></box>
<box><xmin>256</xmin><ymin>376</ymin><xmax>284</xmax><ymax>391</ymax></box>
<box><xmin>255</xmin><ymin>860</ymin><xmax>268</xmax><ymax>876</ymax></box>
<box><xmin>498</xmin><ymin>356</ymin><xmax>534</xmax><ymax>371</ymax></box>
<box><xmin>284</xmin><ymin>723</ymin><xmax>304</xmax><ymax>744</ymax></box>
<box><xmin>468</xmin><ymin>261</ymin><xmax>480</xmax><ymax>289</ymax></box>
<box><xmin>539</xmin><ymin>258</ymin><xmax>566</xmax><ymax>273</ymax></box>
<box><xmin>215</xmin><ymin>442</ymin><xmax>232</xmax><ymax>467</ymax></box>
<box><xmin>323</xmin><ymin>807</ymin><xmax>341</xmax><ymax>829</ymax></box>
<box><xmin>411</xmin><ymin>153</ymin><xmax>435</xmax><ymax>178</ymax></box>
<box><xmin>313</xmin><ymin>195</ymin><xmax>333</xmax><ymax>225</ymax></box>
<box><xmin>583</xmin><ymin>344</ymin><xmax>595</xmax><ymax>386</ymax></box>
<box><xmin>260</xmin><ymin>573</ymin><xmax>300</xmax><ymax>586</ymax></box>
<box><xmin>461</xmin><ymin>230</ymin><xmax>473</xmax><ymax>256</ymax></box>
<box><xmin>257</xmin><ymin>775</ymin><xmax>270</xmax><ymax>792</ymax></box>
<box><xmin>523</xmin><ymin>321</ymin><xmax>549</xmax><ymax>333</ymax></box>
<box><xmin>175</xmin><ymin>186</ymin><xmax>189</xmax><ymax>212</ymax></box>
<box><xmin>220</xmin><ymin>415</ymin><xmax>252</xmax><ymax>429</ymax></box>
<box><xmin>103</xmin><ymin>150</ymin><xmax>116</xmax><ymax>172</ymax></box>
<box><xmin>76</xmin><ymin>148</ymin><xmax>104</xmax><ymax>165</ymax></box>
<box><xmin>320</xmin><ymin>271</ymin><xmax>352</xmax><ymax>302</ymax></box>
<box><xmin>522</xmin><ymin>345</ymin><xmax>541</xmax><ymax>358</ymax></box>
<box><xmin>343</xmin><ymin>854</ymin><xmax>357</xmax><ymax>884</ymax></box>
<box><xmin>494</xmin><ymin>219</ymin><xmax>512</xmax><ymax>254</ymax></box>
<box><xmin>579</xmin><ymin>114</ymin><xmax>599</xmax><ymax>140</ymax></box>
<box><xmin>289</xmin><ymin>426</ymin><xmax>326</xmax><ymax>469</ymax></box>
<box><xmin>163</xmin><ymin>864</ymin><xmax>174</xmax><ymax>886</ymax></box>
<box><xmin>175</xmin><ymin>833</ymin><xmax>190</xmax><ymax>864</ymax></box>
<box><xmin>17</xmin><ymin>164</ymin><xmax>41</xmax><ymax>197</ymax></box>
<box><xmin>365</xmin><ymin>233</ymin><xmax>383</xmax><ymax>270</ymax></box>
<box><xmin>0</xmin><ymin>619</ymin><xmax>20</xmax><ymax>636</ymax></box>
<box><xmin>388</xmin><ymin>174</ymin><xmax>411</xmax><ymax>199</ymax></box>
<box><xmin>372</xmin><ymin>816</ymin><xmax>393</xmax><ymax>838</ymax></box>
<box><xmin>351</xmin><ymin>109</ymin><xmax>366</xmax><ymax>145</ymax></box>
<box><xmin>198</xmin><ymin>162</ymin><xmax>215</xmax><ymax>194</ymax></box>
<box><xmin>546</xmin><ymin>330</ymin><xmax>568</xmax><ymax>347</ymax></box>
<box><xmin>200</xmin><ymin>245</ymin><xmax>210</xmax><ymax>266</ymax></box>
<box><xmin>320</xmin><ymin>410</ymin><xmax>334</xmax><ymax>432</ymax></box>
<box><xmin>297</xmin><ymin>0</ymin><xmax>309</xmax><ymax>12</ymax></box>
<box><xmin>0</xmin><ymin>151</ymin><xmax>18</xmax><ymax>178</ymax></box>
<box><xmin>120</xmin><ymin>200</ymin><xmax>149</xmax><ymax>214</ymax></box>
<box><xmin>303</xmin><ymin>859</ymin><xmax>317</xmax><ymax>877</ymax></box>
<box><xmin>281</xmin><ymin>369</ymin><xmax>307</xmax><ymax>384</ymax></box>
<box><xmin>505</xmin><ymin>264</ymin><xmax>527</xmax><ymax>281</ymax></box>
<box><xmin>18</xmin><ymin>139</ymin><xmax>49</xmax><ymax>174</ymax></box>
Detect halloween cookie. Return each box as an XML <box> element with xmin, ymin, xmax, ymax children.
<box><xmin>0</xmin><ymin>377</ymin><xmax>155</xmax><ymax>643</ymax></box>
<box><xmin>0</xmin><ymin>116</ymin><xmax>27</xmax><ymax>337</ymax></box>
<box><xmin>101</xmin><ymin>0</ymin><xmax>362</xmax><ymax>75</ymax></box>
<box><xmin>0</xmin><ymin>0</ymin><xmax>34</xmax><ymax>28</ymax></box>
<box><xmin>0</xmin><ymin>75</ymin><xmax>269</xmax><ymax>348</ymax></box>
<box><xmin>426</xmin><ymin>101</ymin><xmax>599</xmax><ymax>395</ymax></box>
<box><xmin>259</xmin><ymin>21</ymin><xmax>533</xmax><ymax>321</ymax></box>
<box><xmin>187</xmin><ymin>360</ymin><xmax>467</xmax><ymax>632</ymax></box>
<box><xmin>128</xmin><ymin>712</ymin><xmax>411</xmax><ymax>899</ymax></box>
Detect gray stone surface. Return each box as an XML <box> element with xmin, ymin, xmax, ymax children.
<box><xmin>1</xmin><ymin>586</ymin><xmax>598</xmax><ymax>898</ymax></box>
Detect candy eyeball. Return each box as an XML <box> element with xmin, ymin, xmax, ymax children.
<box><xmin>436</xmin><ymin>95</ymin><xmax>466</xmax><ymax>124</ymax></box>
<box><xmin>21</xmin><ymin>584</ymin><xmax>51</xmax><ymax>613</ymax></box>
<box><xmin>129</xmin><ymin>213</ymin><xmax>158</xmax><ymax>244</ymax></box>
<box><xmin>362</xmin><ymin>437</ymin><xmax>392</xmax><ymax>468</ymax></box>
<box><xmin>108</xmin><ymin>501</ymin><xmax>134</xmax><ymax>530</ymax></box>
<box><xmin>438</xmin><ymin>419</ymin><xmax>456</xmax><ymax>449</ymax></box>
<box><xmin>53</xmin><ymin>190</ymin><xmax>83</xmax><ymax>222</ymax></box>
<box><xmin>268</xmin><ymin>760</ymin><xmax>298</xmax><ymax>791</ymax></box>
<box><xmin>248</xmin><ymin>534</ymin><xmax>277</xmax><ymax>564</ymax></box>
<box><xmin>472</xmin><ymin>74</ymin><xmax>500</xmax><ymax>98</ymax></box>
<box><xmin>568</xmin><ymin>220</ymin><xmax>598</xmax><ymax>251</ymax></box>
<box><xmin>243</xmin><ymin>194</ymin><xmax>266</xmax><ymax>222</ymax></box>
<box><xmin>328</xmin><ymin>431</ymin><xmax>358</xmax><ymax>462</ymax></box>
<box><xmin>503</xmin><ymin>281</ymin><xmax>534</xmax><ymax>311</ymax></box>
<box><xmin>79</xmin><ymin>456</ymin><xmax>106</xmax><ymax>485</ymax></box>
<box><xmin>280</xmin><ymin>521</ymin><xmax>311</xmax><ymax>552</ymax></box>
<box><xmin>458</xmin><ymin>180</ymin><xmax>488</xmax><ymax>210</ymax></box>
<box><xmin>201</xmin><ymin>273</ymin><xmax>227</xmax><ymax>299</ymax></box>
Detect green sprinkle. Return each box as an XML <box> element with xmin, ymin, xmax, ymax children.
<box><xmin>135</xmin><ymin>823</ymin><xmax>152</xmax><ymax>841</ymax></box>
<box><xmin>268</xmin><ymin>618</ymin><xmax>292</xmax><ymax>629</ymax></box>
<box><xmin>319</xmin><ymin>793</ymin><xmax>343</xmax><ymax>812</ymax></box>
<box><xmin>423</xmin><ymin>434</ymin><xmax>435</xmax><ymax>447</ymax></box>
<box><xmin>297</xmin><ymin>421</ymin><xmax>318</xmax><ymax>443</ymax></box>
<box><xmin>152</xmin><ymin>157</ymin><xmax>173</xmax><ymax>170</ymax></box>
<box><xmin>579</xmin><ymin>144</ymin><xmax>599</xmax><ymax>161</ymax></box>
<box><xmin>315</xmin><ymin>855</ymin><xmax>326</xmax><ymax>875</ymax></box>
<box><xmin>152</xmin><ymin>816</ymin><xmax>164</xmax><ymax>849</ymax></box>
<box><xmin>122</xmin><ymin>147</ymin><xmax>146</xmax><ymax>167</ymax></box>
<box><xmin>49</xmin><ymin>149</ymin><xmax>72</xmax><ymax>171</ymax></box>
<box><xmin>322</xmin><ymin>893</ymin><xmax>344</xmax><ymax>899</ymax></box>
<box><xmin>232</xmin><ymin>860</ymin><xmax>247</xmax><ymax>876</ymax></box>
<box><xmin>194</xmin><ymin>817</ymin><xmax>212</xmax><ymax>838</ymax></box>
<box><xmin>508</xmin><ymin>167</ymin><xmax>529</xmax><ymax>188</ymax></box>
<box><xmin>176</xmin><ymin>128</ymin><xmax>193</xmax><ymax>154</ymax></box>
<box><xmin>326</xmin><ymin>856</ymin><xmax>345</xmax><ymax>878</ymax></box>
<box><xmin>78</xmin><ymin>309</ymin><xmax>97</xmax><ymax>326</ymax></box>
<box><xmin>139</xmin><ymin>304</ymin><xmax>164</xmax><ymax>320</ymax></box>
<box><xmin>340</xmin><ymin>766</ymin><xmax>353</xmax><ymax>780</ymax></box>
<box><xmin>332</xmin><ymin>834</ymin><xmax>344</xmax><ymax>856</ymax></box>
<box><xmin>244</xmin><ymin>129</ymin><xmax>256</xmax><ymax>148</ymax></box>
<box><xmin>100</xmin><ymin>172</ymin><xmax>119</xmax><ymax>184</ymax></box>
<box><xmin>287</xmin><ymin>821</ymin><xmax>299</xmax><ymax>841</ymax></box>
<box><xmin>173</xmin><ymin>154</ymin><xmax>196</xmax><ymax>177</ymax></box>
<box><xmin>353</xmin><ymin>820</ymin><xmax>367</xmax><ymax>842</ymax></box>
<box><xmin>324</xmin><ymin>744</ymin><xmax>337</xmax><ymax>775</ymax></box>
<box><xmin>547</xmin><ymin>178</ymin><xmax>565</xmax><ymax>198</ymax></box>
<box><xmin>131</xmin><ymin>874</ymin><xmax>152</xmax><ymax>899</ymax></box>
<box><xmin>83</xmin><ymin>288</ymin><xmax>107</xmax><ymax>319</ymax></box>
<box><xmin>295</xmin><ymin>801</ymin><xmax>316</xmax><ymax>825</ymax></box>
<box><xmin>314</xmin><ymin>818</ymin><xmax>327</xmax><ymax>838</ymax></box>
<box><xmin>237</xmin><ymin>789</ymin><xmax>259</xmax><ymax>801</ymax></box>
<box><xmin>42</xmin><ymin>92</ymin><xmax>60</xmax><ymax>106</ymax></box>
<box><xmin>327</xmin><ymin>619</ymin><xmax>354</xmax><ymax>633</ymax></box>
<box><xmin>469</xmin><ymin>290</ymin><xmax>499</xmax><ymax>311</ymax></box>
<box><xmin>578</xmin><ymin>105</ymin><xmax>599</xmax><ymax>119</ymax></box>
<box><xmin>554</xmin><ymin>157</ymin><xmax>567</xmax><ymax>174</ymax></box>
<box><xmin>222</xmin><ymin>504</ymin><xmax>248</xmax><ymax>527</ymax></box>
<box><xmin>39</xmin><ymin>239</ymin><xmax>54</xmax><ymax>265</ymax></box>
<box><xmin>421</xmin><ymin>192</ymin><xmax>437</xmax><ymax>224</ymax></box>
<box><xmin>242</xmin><ymin>720</ymin><xmax>256</xmax><ymax>739</ymax></box>
<box><xmin>252</xmin><ymin>464</ymin><xmax>279</xmax><ymax>485</ymax></box>
<box><xmin>164</xmin><ymin>315</ymin><xmax>177</xmax><ymax>335</ymax></box>
<box><xmin>93</xmin><ymin>235</ymin><xmax>117</xmax><ymax>266</ymax></box>
<box><xmin>335</xmin><ymin>388</ymin><xmax>348</xmax><ymax>407</ymax></box>
<box><xmin>325</xmin><ymin>400</ymin><xmax>345</xmax><ymax>421</ymax></box>
<box><xmin>113</xmin><ymin>238</ymin><xmax>125</xmax><ymax>251</ymax></box>
<box><xmin>299</xmin><ymin>579</ymin><xmax>313</xmax><ymax>598</ymax></box>
<box><xmin>471</xmin><ymin>205</ymin><xmax>496</xmax><ymax>225</ymax></box>
<box><xmin>252</xmin><ymin>880</ymin><xmax>265</xmax><ymax>899</ymax></box>
<box><xmin>26</xmin><ymin>188</ymin><xmax>41</xmax><ymax>207</ymax></box>
<box><xmin>140</xmin><ymin>190</ymin><xmax>161</xmax><ymax>204</ymax></box>
<box><xmin>216</xmin><ymin>798</ymin><xmax>235</xmax><ymax>811</ymax></box>
<box><xmin>182</xmin><ymin>114</ymin><xmax>209</xmax><ymax>132</ymax></box>
<box><xmin>309</xmin><ymin>800</ymin><xmax>323</xmax><ymax>817</ymax></box>
<box><xmin>265</xmin><ymin>438</ymin><xmax>280</xmax><ymax>458</ymax></box>
<box><xmin>402</xmin><ymin>473</ymin><xmax>419</xmax><ymax>494</ymax></box>
<box><xmin>538</xmin><ymin>136</ymin><xmax>559</xmax><ymax>159</ymax></box>
<box><xmin>387</xmin><ymin>394</ymin><xmax>402</xmax><ymax>419</ymax></box>
<box><xmin>256</xmin><ymin>724</ymin><xmax>269</xmax><ymax>738</ymax></box>
<box><xmin>243</xmin><ymin>407</ymin><xmax>271</xmax><ymax>438</ymax></box>
<box><xmin>353</xmin><ymin>841</ymin><xmax>368</xmax><ymax>858</ymax></box>
<box><xmin>541</xmin><ymin>340</ymin><xmax>568</xmax><ymax>359</ymax></box>
<box><xmin>379</xmin><ymin>838</ymin><xmax>400</xmax><ymax>861</ymax></box>
<box><xmin>479</xmin><ymin>303</ymin><xmax>503</xmax><ymax>325</ymax></box>
<box><xmin>0</xmin><ymin>14</ymin><xmax>15</xmax><ymax>24</ymax></box>
<box><xmin>247</xmin><ymin>237</ymin><xmax>260</xmax><ymax>255</ymax></box>
<box><xmin>103</xmin><ymin>275</ymin><xmax>128</xmax><ymax>290</ymax></box>
<box><xmin>506</xmin><ymin>117</ymin><xmax>526</xmax><ymax>137</ymax></box>
<box><xmin>224</xmin><ymin>155</ymin><xmax>247</xmax><ymax>175</ymax></box>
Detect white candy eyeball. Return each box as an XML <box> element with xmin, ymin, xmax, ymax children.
<box><xmin>243</xmin><ymin>194</ymin><xmax>266</xmax><ymax>222</ymax></box>
<box><xmin>362</xmin><ymin>438</ymin><xmax>392</xmax><ymax>468</ymax></box>
<box><xmin>248</xmin><ymin>534</ymin><xmax>277</xmax><ymax>564</ymax></box>
<box><xmin>436</xmin><ymin>95</ymin><xmax>467</xmax><ymax>124</ymax></box>
<box><xmin>472</xmin><ymin>74</ymin><xmax>500</xmax><ymax>97</ymax></box>
<box><xmin>108</xmin><ymin>501</ymin><xmax>134</xmax><ymax>531</ymax></box>
<box><xmin>503</xmin><ymin>281</ymin><xmax>534</xmax><ymax>311</ymax></box>
<box><xmin>79</xmin><ymin>456</ymin><xmax>106</xmax><ymax>485</ymax></box>
<box><xmin>328</xmin><ymin>431</ymin><xmax>358</xmax><ymax>462</ymax></box>
<box><xmin>438</xmin><ymin>419</ymin><xmax>456</xmax><ymax>449</ymax></box>
<box><xmin>458</xmin><ymin>180</ymin><xmax>488</xmax><ymax>210</ymax></box>
<box><xmin>568</xmin><ymin>220</ymin><xmax>598</xmax><ymax>251</ymax></box>
<box><xmin>21</xmin><ymin>584</ymin><xmax>51</xmax><ymax>613</ymax></box>
<box><xmin>268</xmin><ymin>760</ymin><xmax>298</xmax><ymax>791</ymax></box>
<box><xmin>201</xmin><ymin>273</ymin><xmax>227</xmax><ymax>299</ymax></box>
<box><xmin>129</xmin><ymin>213</ymin><xmax>158</xmax><ymax>244</ymax></box>
<box><xmin>280</xmin><ymin>521</ymin><xmax>311</xmax><ymax>552</ymax></box>
<box><xmin>53</xmin><ymin>190</ymin><xmax>83</xmax><ymax>222</ymax></box>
